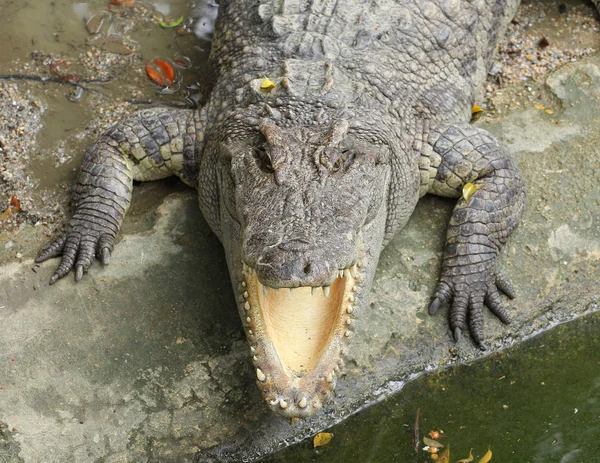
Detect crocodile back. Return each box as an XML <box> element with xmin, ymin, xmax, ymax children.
<box><xmin>206</xmin><ymin>0</ymin><xmax>519</xmax><ymax>123</ymax></box>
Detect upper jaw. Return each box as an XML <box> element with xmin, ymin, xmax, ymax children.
<box><xmin>237</xmin><ymin>260</ymin><xmax>365</xmax><ymax>417</ymax></box>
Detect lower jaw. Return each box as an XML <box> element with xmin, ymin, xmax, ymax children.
<box><xmin>236</xmin><ymin>262</ymin><xmax>364</xmax><ymax>417</ymax></box>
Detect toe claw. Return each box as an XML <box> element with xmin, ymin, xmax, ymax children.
<box><xmin>49</xmin><ymin>274</ymin><xmax>59</xmax><ymax>285</ymax></box>
<box><xmin>453</xmin><ymin>327</ymin><xmax>461</xmax><ymax>342</ymax></box>
<box><xmin>429</xmin><ymin>298</ymin><xmax>442</xmax><ymax>315</ymax></box>
<box><xmin>75</xmin><ymin>265</ymin><xmax>84</xmax><ymax>281</ymax></box>
<box><xmin>100</xmin><ymin>247</ymin><xmax>111</xmax><ymax>265</ymax></box>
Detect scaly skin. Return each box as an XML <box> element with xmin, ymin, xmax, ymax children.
<box><xmin>35</xmin><ymin>0</ymin><xmax>561</xmax><ymax>416</ymax></box>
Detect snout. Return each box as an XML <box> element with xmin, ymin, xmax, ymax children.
<box><xmin>251</xmin><ymin>238</ymin><xmax>356</xmax><ymax>289</ymax></box>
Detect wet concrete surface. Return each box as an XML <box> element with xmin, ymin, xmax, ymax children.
<box><xmin>1</xmin><ymin>1</ymin><xmax>600</xmax><ymax>463</ymax></box>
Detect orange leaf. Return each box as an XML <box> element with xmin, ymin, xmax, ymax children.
<box><xmin>145</xmin><ymin>63</ymin><xmax>166</xmax><ymax>86</ymax></box>
<box><xmin>111</xmin><ymin>0</ymin><xmax>135</xmax><ymax>7</ymax></box>
<box><xmin>154</xmin><ymin>59</ymin><xmax>175</xmax><ymax>85</ymax></box>
<box><xmin>9</xmin><ymin>196</ymin><xmax>21</xmax><ymax>212</ymax></box>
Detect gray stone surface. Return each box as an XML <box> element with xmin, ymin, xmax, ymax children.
<box><xmin>1</xmin><ymin>39</ymin><xmax>600</xmax><ymax>463</ymax></box>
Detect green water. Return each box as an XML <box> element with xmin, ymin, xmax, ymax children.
<box><xmin>266</xmin><ymin>313</ymin><xmax>600</xmax><ymax>463</ymax></box>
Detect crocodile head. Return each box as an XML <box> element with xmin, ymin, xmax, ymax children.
<box><xmin>217</xmin><ymin>117</ymin><xmax>391</xmax><ymax>417</ymax></box>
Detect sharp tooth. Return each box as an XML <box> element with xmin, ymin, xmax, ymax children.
<box><xmin>344</xmin><ymin>268</ymin><xmax>351</xmax><ymax>278</ymax></box>
<box><xmin>298</xmin><ymin>397</ymin><xmax>307</xmax><ymax>408</ymax></box>
<box><xmin>346</xmin><ymin>305</ymin><xmax>353</xmax><ymax>314</ymax></box>
<box><xmin>323</xmin><ymin>286</ymin><xmax>330</xmax><ymax>297</ymax></box>
<box><xmin>279</xmin><ymin>398</ymin><xmax>288</xmax><ymax>409</ymax></box>
<box><xmin>349</xmin><ymin>265</ymin><xmax>356</xmax><ymax>278</ymax></box>
<box><xmin>244</xmin><ymin>301</ymin><xmax>250</xmax><ymax>311</ymax></box>
<box><xmin>339</xmin><ymin>270</ymin><xmax>344</xmax><ymax>278</ymax></box>
<box><xmin>274</xmin><ymin>288</ymin><xmax>279</xmax><ymax>294</ymax></box>
<box><xmin>250</xmin><ymin>346</ymin><xmax>256</xmax><ymax>352</ymax></box>
<box><xmin>243</xmin><ymin>263</ymin><xmax>248</xmax><ymax>273</ymax></box>
<box><xmin>263</xmin><ymin>286</ymin><xmax>270</xmax><ymax>296</ymax></box>
<box><xmin>253</xmin><ymin>355</ymin><xmax>258</xmax><ymax>361</ymax></box>
<box><xmin>348</xmin><ymin>295</ymin><xmax>355</xmax><ymax>303</ymax></box>
<box><xmin>243</xmin><ymin>291</ymin><xmax>249</xmax><ymax>299</ymax></box>
<box><xmin>289</xmin><ymin>287</ymin><xmax>294</xmax><ymax>293</ymax></box>
<box><xmin>270</xmin><ymin>398</ymin><xmax>279</xmax><ymax>406</ymax></box>
<box><xmin>246</xmin><ymin>316</ymin><xmax>252</xmax><ymax>323</ymax></box>
<box><xmin>344</xmin><ymin>331</ymin><xmax>350</xmax><ymax>337</ymax></box>
<box><xmin>241</xmin><ymin>281</ymin><xmax>247</xmax><ymax>288</ymax></box>
<box><xmin>346</xmin><ymin>318</ymin><xmax>352</xmax><ymax>325</ymax></box>
<box><xmin>326</xmin><ymin>372</ymin><xmax>334</xmax><ymax>383</ymax></box>
<box><xmin>356</xmin><ymin>261</ymin><xmax>362</xmax><ymax>268</ymax></box>
<box><xmin>311</xmin><ymin>287</ymin><xmax>317</xmax><ymax>295</ymax></box>
<box><xmin>256</xmin><ymin>368</ymin><xmax>266</xmax><ymax>382</ymax></box>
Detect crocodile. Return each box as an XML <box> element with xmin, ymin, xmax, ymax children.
<box><xmin>36</xmin><ymin>0</ymin><xmax>563</xmax><ymax>418</ymax></box>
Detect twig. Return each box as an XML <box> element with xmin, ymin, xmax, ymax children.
<box><xmin>413</xmin><ymin>408</ymin><xmax>420</xmax><ymax>454</ymax></box>
<box><xmin>0</xmin><ymin>74</ymin><xmax>113</xmax><ymax>88</ymax></box>
<box><xmin>126</xmin><ymin>98</ymin><xmax>195</xmax><ymax>109</ymax></box>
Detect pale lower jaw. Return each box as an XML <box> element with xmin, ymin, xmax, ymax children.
<box><xmin>237</xmin><ymin>261</ymin><xmax>364</xmax><ymax>417</ymax></box>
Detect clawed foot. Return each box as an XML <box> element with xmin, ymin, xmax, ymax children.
<box><xmin>36</xmin><ymin>217</ymin><xmax>116</xmax><ymax>284</ymax></box>
<box><xmin>429</xmin><ymin>262</ymin><xmax>516</xmax><ymax>348</ymax></box>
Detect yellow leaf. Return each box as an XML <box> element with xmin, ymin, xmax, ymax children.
<box><xmin>260</xmin><ymin>77</ymin><xmax>276</xmax><ymax>90</ymax></box>
<box><xmin>545</xmin><ymin>109</ymin><xmax>554</xmax><ymax>115</ymax></box>
<box><xmin>534</xmin><ymin>104</ymin><xmax>545</xmax><ymax>110</ymax></box>
<box><xmin>472</xmin><ymin>105</ymin><xmax>483</xmax><ymax>114</ymax></box>
<box><xmin>477</xmin><ymin>449</ymin><xmax>492</xmax><ymax>463</ymax></box>
<box><xmin>436</xmin><ymin>444</ymin><xmax>450</xmax><ymax>463</ymax></box>
<box><xmin>457</xmin><ymin>448</ymin><xmax>474</xmax><ymax>462</ymax></box>
<box><xmin>462</xmin><ymin>182</ymin><xmax>478</xmax><ymax>204</ymax></box>
<box><xmin>313</xmin><ymin>432</ymin><xmax>333</xmax><ymax>447</ymax></box>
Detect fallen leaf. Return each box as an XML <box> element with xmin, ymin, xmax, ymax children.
<box><xmin>111</xmin><ymin>0</ymin><xmax>135</xmax><ymax>7</ymax></box>
<box><xmin>436</xmin><ymin>444</ymin><xmax>450</xmax><ymax>463</ymax></box>
<box><xmin>534</xmin><ymin>104</ymin><xmax>545</xmax><ymax>110</ymax></box>
<box><xmin>154</xmin><ymin>14</ymin><xmax>184</xmax><ymax>28</ymax></box>
<box><xmin>155</xmin><ymin>59</ymin><xmax>175</xmax><ymax>84</ymax></box>
<box><xmin>477</xmin><ymin>449</ymin><xmax>492</xmax><ymax>463</ymax></box>
<box><xmin>146</xmin><ymin>63</ymin><xmax>167</xmax><ymax>86</ymax></box>
<box><xmin>260</xmin><ymin>77</ymin><xmax>276</xmax><ymax>90</ymax></box>
<box><xmin>313</xmin><ymin>432</ymin><xmax>333</xmax><ymax>447</ymax></box>
<box><xmin>462</xmin><ymin>182</ymin><xmax>478</xmax><ymax>204</ymax></box>
<box><xmin>9</xmin><ymin>196</ymin><xmax>20</xmax><ymax>211</ymax></box>
<box><xmin>457</xmin><ymin>448</ymin><xmax>474</xmax><ymax>462</ymax></box>
<box><xmin>173</xmin><ymin>56</ymin><xmax>192</xmax><ymax>69</ymax></box>
<box><xmin>103</xmin><ymin>34</ymin><xmax>137</xmax><ymax>54</ymax></box>
<box><xmin>538</xmin><ymin>36</ymin><xmax>550</xmax><ymax>49</ymax></box>
<box><xmin>545</xmin><ymin>109</ymin><xmax>554</xmax><ymax>115</ymax></box>
<box><xmin>86</xmin><ymin>11</ymin><xmax>110</xmax><ymax>34</ymax></box>
<box><xmin>0</xmin><ymin>196</ymin><xmax>21</xmax><ymax>220</ymax></box>
<box><xmin>49</xmin><ymin>60</ymin><xmax>69</xmax><ymax>76</ymax></box>
<box><xmin>146</xmin><ymin>58</ymin><xmax>176</xmax><ymax>87</ymax></box>
<box><xmin>472</xmin><ymin>105</ymin><xmax>483</xmax><ymax>114</ymax></box>
<box><xmin>424</xmin><ymin>437</ymin><xmax>444</xmax><ymax>448</ymax></box>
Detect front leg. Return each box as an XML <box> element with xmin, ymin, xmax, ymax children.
<box><xmin>37</xmin><ymin>107</ymin><xmax>205</xmax><ymax>284</ymax></box>
<box><xmin>422</xmin><ymin>122</ymin><xmax>526</xmax><ymax>346</ymax></box>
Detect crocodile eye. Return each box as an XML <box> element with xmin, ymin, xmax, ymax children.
<box><xmin>331</xmin><ymin>149</ymin><xmax>355</xmax><ymax>173</ymax></box>
<box><xmin>253</xmin><ymin>146</ymin><xmax>274</xmax><ymax>174</ymax></box>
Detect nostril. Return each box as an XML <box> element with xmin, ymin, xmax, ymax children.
<box><xmin>303</xmin><ymin>262</ymin><xmax>312</xmax><ymax>274</ymax></box>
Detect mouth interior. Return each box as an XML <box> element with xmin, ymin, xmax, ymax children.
<box><xmin>255</xmin><ymin>277</ymin><xmax>348</xmax><ymax>376</ymax></box>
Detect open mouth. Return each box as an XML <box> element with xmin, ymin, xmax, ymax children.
<box><xmin>239</xmin><ymin>262</ymin><xmax>361</xmax><ymax>416</ymax></box>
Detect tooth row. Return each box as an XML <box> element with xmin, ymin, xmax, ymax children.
<box><xmin>242</xmin><ymin>263</ymin><xmax>255</xmax><ymax>274</ymax></box>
